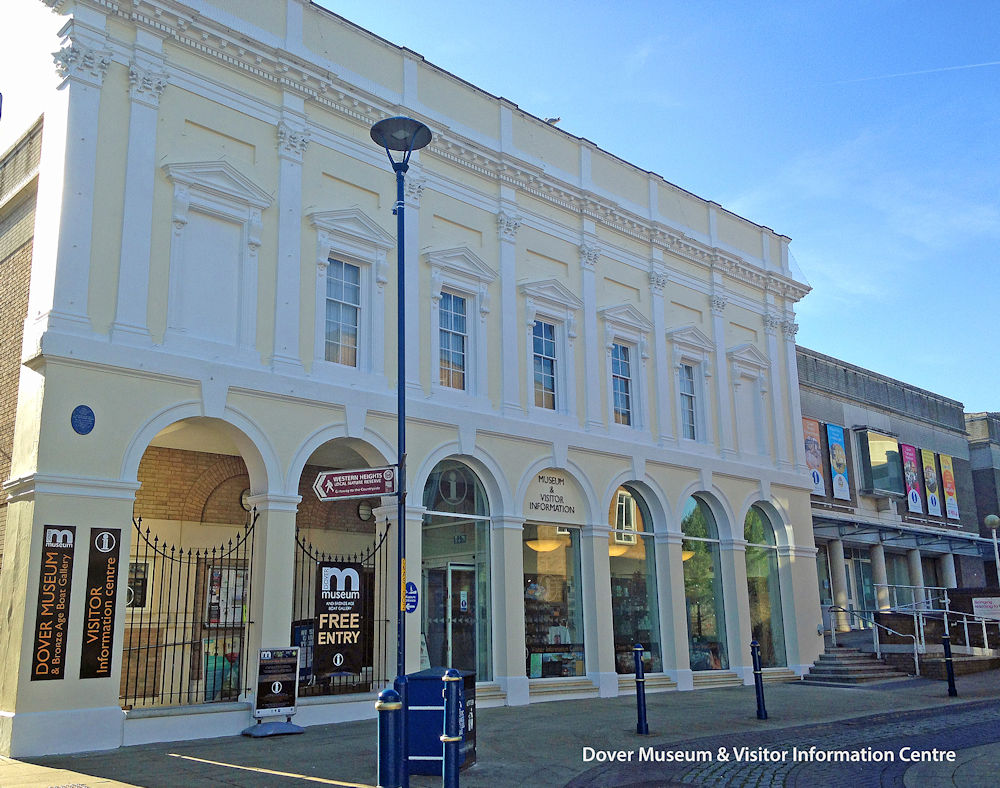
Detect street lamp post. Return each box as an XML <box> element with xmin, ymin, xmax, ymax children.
<box><xmin>371</xmin><ymin>116</ymin><xmax>431</xmax><ymax>787</ymax></box>
<box><xmin>986</xmin><ymin>514</ymin><xmax>1000</xmax><ymax>586</ymax></box>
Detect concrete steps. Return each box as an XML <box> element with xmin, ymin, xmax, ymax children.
<box><xmin>617</xmin><ymin>674</ymin><xmax>677</xmax><ymax>694</ymax></box>
<box><xmin>692</xmin><ymin>671</ymin><xmax>744</xmax><ymax>689</ymax></box>
<box><xmin>528</xmin><ymin>677</ymin><xmax>599</xmax><ymax>702</ymax></box>
<box><xmin>802</xmin><ymin>647</ymin><xmax>909</xmax><ymax>685</ymax></box>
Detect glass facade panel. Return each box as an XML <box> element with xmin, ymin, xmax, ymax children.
<box><xmin>861</xmin><ymin>431</ymin><xmax>905</xmax><ymax>496</ymax></box>
<box><xmin>421</xmin><ymin>460</ymin><xmax>492</xmax><ymax>681</ymax></box>
<box><xmin>523</xmin><ymin>523</ymin><xmax>585</xmax><ymax>677</ymax></box>
<box><xmin>743</xmin><ymin>506</ymin><xmax>786</xmax><ymax>667</ymax></box>
<box><xmin>682</xmin><ymin>497</ymin><xmax>728</xmax><ymax>670</ymax></box>
<box><xmin>608</xmin><ymin>487</ymin><xmax>661</xmax><ymax>673</ymax></box>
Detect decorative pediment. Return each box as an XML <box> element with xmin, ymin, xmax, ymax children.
<box><xmin>665</xmin><ymin>325</ymin><xmax>714</xmax><ymax>354</ymax></box>
<box><xmin>599</xmin><ymin>303</ymin><xmax>652</xmax><ymax>334</ymax></box>
<box><xmin>308</xmin><ymin>208</ymin><xmax>395</xmax><ymax>252</ymax></box>
<box><xmin>727</xmin><ymin>343</ymin><xmax>770</xmax><ymax>369</ymax></box>
<box><xmin>424</xmin><ymin>246</ymin><xmax>497</xmax><ymax>285</ymax></box>
<box><xmin>518</xmin><ymin>279</ymin><xmax>583</xmax><ymax>312</ymax></box>
<box><xmin>163</xmin><ymin>161</ymin><xmax>272</xmax><ymax>209</ymax></box>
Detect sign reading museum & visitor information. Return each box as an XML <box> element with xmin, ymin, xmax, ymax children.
<box><xmin>31</xmin><ymin>526</ymin><xmax>77</xmax><ymax>681</ymax></box>
<box><xmin>314</xmin><ymin>561</ymin><xmax>365</xmax><ymax>675</ymax></box>
<box><xmin>524</xmin><ymin>469</ymin><xmax>583</xmax><ymax>525</ymax></box>
<box><xmin>81</xmin><ymin>528</ymin><xmax>122</xmax><ymax>679</ymax></box>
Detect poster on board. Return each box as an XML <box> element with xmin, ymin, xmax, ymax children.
<box><xmin>825</xmin><ymin>424</ymin><xmax>851</xmax><ymax>501</ymax></box>
<box><xmin>314</xmin><ymin>561</ymin><xmax>365</xmax><ymax>676</ymax></box>
<box><xmin>940</xmin><ymin>455</ymin><xmax>960</xmax><ymax>520</ymax></box>
<box><xmin>80</xmin><ymin>528</ymin><xmax>122</xmax><ymax>679</ymax></box>
<box><xmin>900</xmin><ymin>444</ymin><xmax>923</xmax><ymax>514</ymax></box>
<box><xmin>921</xmin><ymin>449</ymin><xmax>942</xmax><ymax>517</ymax></box>
<box><xmin>803</xmin><ymin>418</ymin><xmax>827</xmax><ymax>495</ymax></box>
<box><xmin>31</xmin><ymin>526</ymin><xmax>77</xmax><ymax>681</ymax></box>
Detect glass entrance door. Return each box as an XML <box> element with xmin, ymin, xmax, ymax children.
<box><xmin>447</xmin><ymin>564</ymin><xmax>476</xmax><ymax>669</ymax></box>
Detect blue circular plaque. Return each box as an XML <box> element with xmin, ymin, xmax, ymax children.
<box><xmin>71</xmin><ymin>405</ymin><xmax>95</xmax><ymax>435</ymax></box>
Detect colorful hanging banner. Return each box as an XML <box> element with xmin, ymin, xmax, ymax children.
<box><xmin>939</xmin><ymin>455</ymin><xmax>960</xmax><ymax>520</ymax></box>
<box><xmin>826</xmin><ymin>424</ymin><xmax>851</xmax><ymax>501</ymax></box>
<box><xmin>900</xmin><ymin>444</ymin><xmax>923</xmax><ymax>514</ymax></box>
<box><xmin>803</xmin><ymin>418</ymin><xmax>827</xmax><ymax>496</ymax></box>
<box><xmin>921</xmin><ymin>449</ymin><xmax>942</xmax><ymax>517</ymax></box>
<box><xmin>32</xmin><ymin>526</ymin><xmax>77</xmax><ymax>681</ymax></box>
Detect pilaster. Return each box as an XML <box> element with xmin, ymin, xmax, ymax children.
<box><xmin>403</xmin><ymin>174</ymin><xmax>425</xmax><ymax>395</ymax></box>
<box><xmin>649</xmin><ymin>263</ymin><xmax>673</xmax><ymax>444</ymax></box>
<box><xmin>581</xmin><ymin>525</ymin><xmax>616</xmax><ymax>696</ymax></box>
<box><xmin>497</xmin><ymin>209</ymin><xmax>522</xmax><ymax>415</ymax></box>
<box><xmin>491</xmin><ymin>516</ymin><xmax>528</xmax><ymax>704</ymax></box>
<box><xmin>580</xmin><ymin>241</ymin><xmax>602</xmax><ymax>430</ymax></box>
<box><xmin>710</xmin><ymin>289</ymin><xmax>735</xmax><ymax>455</ymax></box>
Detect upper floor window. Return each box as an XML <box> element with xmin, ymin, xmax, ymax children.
<box><xmin>325</xmin><ymin>258</ymin><xmax>361</xmax><ymax>366</ymax></box>
<box><xmin>680</xmin><ymin>363</ymin><xmax>697</xmax><ymax>440</ymax></box>
<box><xmin>533</xmin><ymin>319</ymin><xmax>557</xmax><ymax>410</ymax></box>
<box><xmin>611</xmin><ymin>343</ymin><xmax>633</xmax><ymax>426</ymax></box>
<box><xmin>439</xmin><ymin>291</ymin><xmax>468</xmax><ymax>390</ymax></box>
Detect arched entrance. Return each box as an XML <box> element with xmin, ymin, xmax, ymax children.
<box><xmin>121</xmin><ymin>417</ymin><xmax>264</xmax><ymax>708</ymax></box>
<box><xmin>421</xmin><ymin>458</ymin><xmax>492</xmax><ymax>680</ymax></box>
<box><xmin>292</xmin><ymin>438</ymin><xmax>392</xmax><ymax>697</ymax></box>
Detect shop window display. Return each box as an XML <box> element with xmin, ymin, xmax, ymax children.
<box><xmin>744</xmin><ymin>506</ymin><xmax>786</xmax><ymax>668</ymax></box>
<box><xmin>523</xmin><ymin>523</ymin><xmax>585</xmax><ymax>677</ymax></box>
<box><xmin>608</xmin><ymin>487</ymin><xmax>662</xmax><ymax>673</ymax></box>
<box><xmin>682</xmin><ymin>496</ymin><xmax>729</xmax><ymax>670</ymax></box>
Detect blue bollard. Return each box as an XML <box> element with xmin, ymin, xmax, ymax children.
<box><xmin>441</xmin><ymin>668</ymin><xmax>462</xmax><ymax>788</ymax></box>
<box><xmin>376</xmin><ymin>688</ymin><xmax>403</xmax><ymax>788</ymax></box>
<box><xmin>633</xmin><ymin>644</ymin><xmax>649</xmax><ymax>735</ymax></box>
<box><xmin>751</xmin><ymin>640</ymin><xmax>767</xmax><ymax>720</ymax></box>
<box><xmin>942</xmin><ymin>634</ymin><xmax>958</xmax><ymax>697</ymax></box>
<box><xmin>394</xmin><ymin>675</ymin><xmax>410</xmax><ymax>788</ymax></box>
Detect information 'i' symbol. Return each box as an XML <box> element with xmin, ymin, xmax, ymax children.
<box><xmin>333</xmin><ymin>653</ymin><xmax>344</xmax><ymax>667</ymax></box>
<box><xmin>271</xmin><ymin>681</ymin><xmax>283</xmax><ymax>694</ymax></box>
<box><xmin>96</xmin><ymin>531</ymin><xmax>116</xmax><ymax>553</ymax></box>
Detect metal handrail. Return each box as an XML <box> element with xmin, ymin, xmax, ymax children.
<box><xmin>827</xmin><ymin>605</ymin><xmax>920</xmax><ymax>676</ymax></box>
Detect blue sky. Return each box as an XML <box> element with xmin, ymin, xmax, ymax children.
<box><xmin>4</xmin><ymin>2</ymin><xmax>997</xmax><ymax>411</ymax></box>
<box><xmin>317</xmin><ymin>0</ymin><xmax>1000</xmax><ymax>412</ymax></box>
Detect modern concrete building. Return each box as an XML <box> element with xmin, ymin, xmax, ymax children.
<box><xmin>797</xmin><ymin>346</ymin><xmax>987</xmax><ymax>633</ymax></box>
<box><xmin>0</xmin><ymin>0</ymin><xmax>819</xmax><ymax>756</ymax></box>
<box><xmin>966</xmin><ymin>412</ymin><xmax>1000</xmax><ymax>585</ymax></box>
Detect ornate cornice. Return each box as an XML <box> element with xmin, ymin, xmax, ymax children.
<box><xmin>66</xmin><ymin>0</ymin><xmax>811</xmax><ymax>302</ymax></box>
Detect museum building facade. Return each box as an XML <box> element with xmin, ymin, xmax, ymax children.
<box><xmin>0</xmin><ymin>0</ymin><xmax>818</xmax><ymax>755</ymax></box>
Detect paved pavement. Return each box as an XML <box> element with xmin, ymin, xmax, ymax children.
<box><xmin>6</xmin><ymin>671</ymin><xmax>1000</xmax><ymax>787</ymax></box>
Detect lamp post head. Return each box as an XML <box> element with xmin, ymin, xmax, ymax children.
<box><xmin>371</xmin><ymin>116</ymin><xmax>431</xmax><ymax>171</ymax></box>
<box><xmin>986</xmin><ymin>514</ymin><xmax>1000</xmax><ymax>531</ymax></box>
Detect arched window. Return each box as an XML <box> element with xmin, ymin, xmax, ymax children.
<box><xmin>608</xmin><ymin>487</ymin><xmax>662</xmax><ymax>673</ymax></box>
<box><xmin>744</xmin><ymin>505</ymin><xmax>786</xmax><ymax>667</ymax></box>
<box><xmin>682</xmin><ymin>496</ymin><xmax>729</xmax><ymax>670</ymax></box>
<box><xmin>421</xmin><ymin>460</ymin><xmax>492</xmax><ymax>680</ymax></box>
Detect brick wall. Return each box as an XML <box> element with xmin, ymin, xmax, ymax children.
<box><xmin>0</xmin><ymin>199</ymin><xmax>36</xmax><ymax>573</ymax></box>
<box><xmin>135</xmin><ymin>447</ymin><xmax>376</xmax><ymax>534</ymax></box>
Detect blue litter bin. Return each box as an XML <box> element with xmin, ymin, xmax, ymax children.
<box><xmin>406</xmin><ymin>667</ymin><xmax>476</xmax><ymax>775</ymax></box>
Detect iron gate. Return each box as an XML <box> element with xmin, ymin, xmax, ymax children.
<box><xmin>120</xmin><ymin>513</ymin><xmax>256</xmax><ymax>709</ymax></box>
<box><xmin>292</xmin><ymin>527</ymin><xmax>390</xmax><ymax>696</ymax></box>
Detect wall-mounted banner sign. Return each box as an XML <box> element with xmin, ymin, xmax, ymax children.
<box><xmin>313</xmin><ymin>466</ymin><xmax>397</xmax><ymax>501</ymax></box>
<box><xmin>254</xmin><ymin>647</ymin><xmax>300</xmax><ymax>718</ymax></box>
<box><xmin>939</xmin><ymin>455</ymin><xmax>960</xmax><ymax>520</ymax></box>
<box><xmin>921</xmin><ymin>449</ymin><xmax>942</xmax><ymax>517</ymax></box>
<box><xmin>314</xmin><ymin>562</ymin><xmax>365</xmax><ymax>675</ymax></box>
<box><xmin>900</xmin><ymin>444</ymin><xmax>923</xmax><ymax>515</ymax></box>
<box><xmin>523</xmin><ymin>469</ymin><xmax>582</xmax><ymax>524</ymax></box>
<box><xmin>31</xmin><ymin>525</ymin><xmax>77</xmax><ymax>681</ymax></box>
<box><xmin>972</xmin><ymin>598</ymin><xmax>1000</xmax><ymax>620</ymax></box>
<box><xmin>802</xmin><ymin>418</ymin><xmax>827</xmax><ymax>496</ymax></box>
<box><xmin>80</xmin><ymin>528</ymin><xmax>122</xmax><ymax>679</ymax></box>
<box><xmin>825</xmin><ymin>424</ymin><xmax>851</xmax><ymax>501</ymax></box>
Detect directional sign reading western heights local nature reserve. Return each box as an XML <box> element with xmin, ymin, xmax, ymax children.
<box><xmin>313</xmin><ymin>466</ymin><xmax>397</xmax><ymax>501</ymax></box>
